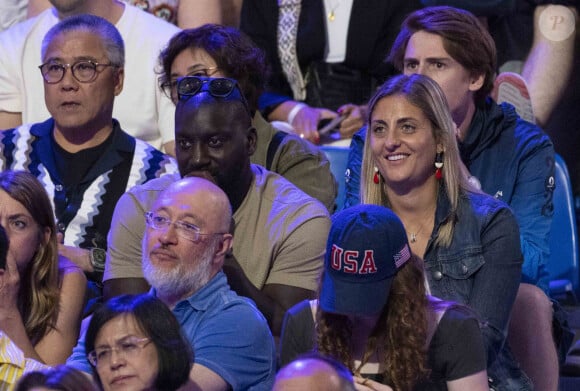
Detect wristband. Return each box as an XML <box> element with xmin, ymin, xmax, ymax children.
<box><xmin>287</xmin><ymin>103</ymin><xmax>307</xmax><ymax>125</ymax></box>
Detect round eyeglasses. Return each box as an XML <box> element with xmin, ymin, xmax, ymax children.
<box><xmin>87</xmin><ymin>337</ymin><xmax>151</xmax><ymax>367</ymax></box>
<box><xmin>145</xmin><ymin>211</ymin><xmax>226</xmax><ymax>243</ymax></box>
<box><xmin>38</xmin><ymin>60</ymin><xmax>117</xmax><ymax>84</ymax></box>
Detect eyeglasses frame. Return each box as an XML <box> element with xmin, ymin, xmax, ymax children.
<box><xmin>161</xmin><ymin>67</ymin><xmax>221</xmax><ymax>102</ymax></box>
<box><xmin>175</xmin><ymin>75</ymin><xmax>251</xmax><ymax>116</ymax></box>
<box><xmin>87</xmin><ymin>337</ymin><xmax>151</xmax><ymax>367</ymax></box>
<box><xmin>144</xmin><ymin>211</ymin><xmax>227</xmax><ymax>243</ymax></box>
<box><xmin>38</xmin><ymin>60</ymin><xmax>118</xmax><ymax>84</ymax></box>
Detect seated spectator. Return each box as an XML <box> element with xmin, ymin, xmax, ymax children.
<box><xmin>358</xmin><ymin>74</ymin><xmax>526</xmax><ymax>388</ymax></box>
<box><xmin>0</xmin><ymin>171</ymin><xmax>86</xmax><ymax>365</ymax></box>
<box><xmin>0</xmin><ymin>0</ymin><xmax>179</xmax><ymax>152</ymax></box>
<box><xmin>421</xmin><ymin>0</ymin><xmax>578</xmax><ymax>127</ymax></box>
<box><xmin>279</xmin><ymin>204</ymin><xmax>488</xmax><ymax>390</ymax></box>
<box><xmin>85</xmin><ymin>294</ymin><xmax>192</xmax><ymax>391</ymax></box>
<box><xmin>69</xmin><ymin>177</ymin><xmax>276</xmax><ymax>390</ymax></box>
<box><xmin>103</xmin><ymin>76</ymin><xmax>330</xmax><ymax>336</ymax></box>
<box><xmin>15</xmin><ymin>365</ymin><xmax>99</xmax><ymax>391</ymax></box>
<box><xmin>0</xmin><ymin>15</ymin><xmax>177</xmax><ymax>290</ymax></box>
<box><xmin>158</xmin><ymin>25</ymin><xmax>337</xmax><ymax>211</ymax></box>
<box><xmin>346</xmin><ymin>7</ymin><xmax>561</xmax><ymax>390</ymax></box>
<box><xmin>240</xmin><ymin>0</ymin><xmax>422</xmax><ymax>143</ymax></box>
<box><xmin>274</xmin><ymin>353</ymin><xmax>356</xmax><ymax>391</ymax></box>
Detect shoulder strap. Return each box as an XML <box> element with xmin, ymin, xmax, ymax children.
<box><xmin>309</xmin><ymin>299</ymin><xmax>318</xmax><ymax>322</ymax></box>
<box><xmin>277</xmin><ymin>0</ymin><xmax>307</xmax><ymax>100</ymax></box>
<box><xmin>266</xmin><ymin>130</ymin><xmax>288</xmax><ymax>170</ymax></box>
<box><xmin>426</xmin><ymin>302</ymin><xmax>448</xmax><ymax>348</ymax></box>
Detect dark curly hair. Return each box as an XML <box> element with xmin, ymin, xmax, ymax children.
<box><xmin>317</xmin><ymin>256</ymin><xmax>431</xmax><ymax>391</ymax></box>
<box><xmin>158</xmin><ymin>24</ymin><xmax>268</xmax><ymax>112</ymax></box>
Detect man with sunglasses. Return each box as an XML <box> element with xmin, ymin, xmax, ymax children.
<box><xmin>0</xmin><ymin>16</ymin><xmax>177</xmax><ymax>288</ymax></box>
<box><xmin>103</xmin><ymin>75</ymin><xmax>331</xmax><ymax>337</ymax></box>
<box><xmin>0</xmin><ymin>0</ymin><xmax>178</xmax><ymax>154</ymax></box>
<box><xmin>157</xmin><ymin>25</ymin><xmax>337</xmax><ymax>212</ymax></box>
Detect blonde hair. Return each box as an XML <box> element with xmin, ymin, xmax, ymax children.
<box><xmin>361</xmin><ymin>74</ymin><xmax>476</xmax><ymax>246</ymax></box>
<box><xmin>0</xmin><ymin>171</ymin><xmax>60</xmax><ymax>344</ymax></box>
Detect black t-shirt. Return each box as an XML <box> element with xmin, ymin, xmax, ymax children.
<box><xmin>279</xmin><ymin>301</ymin><xmax>487</xmax><ymax>390</ymax></box>
<box><xmin>416</xmin><ymin>307</ymin><xmax>487</xmax><ymax>390</ymax></box>
<box><xmin>51</xmin><ymin>132</ymin><xmax>114</xmax><ymax>188</ymax></box>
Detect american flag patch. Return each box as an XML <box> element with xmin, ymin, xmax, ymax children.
<box><xmin>394</xmin><ymin>244</ymin><xmax>411</xmax><ymax>268</ymax></box>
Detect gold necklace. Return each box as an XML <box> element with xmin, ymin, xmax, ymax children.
<box><xmin>403</xmin><ymin>205</ymin><xmax>436</xmax><ymax>243</ymax></box>
<box><xmin>326</xmin><ymin>0</ymin><xmax>343</xmax><ymax>21</ymax></box>
<box><xmin>407</xmin><ymin>223</ymin><xmax>427</xmax><ymax>243</ymax></box>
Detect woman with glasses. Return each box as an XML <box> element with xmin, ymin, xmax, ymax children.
<box><xmin>85</xmin><ymin>294</ymin><xmax>192</xmax><ymax>391</ymax></box>
<box><xmin>158</xmin><ymin>24</ymin><xmax>337</xmax><ymax>212</ymax></box>
<box><xmin>0</xmin><ymin>170</ymin><xmax>86</xmax><ymax>366</ymax></box>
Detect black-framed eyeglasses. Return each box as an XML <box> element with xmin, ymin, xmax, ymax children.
<box><xmin>38</xmin><ymin>60</ymin><xmax>117</xmax><ymax>84</ymax></box>
<box><xmin>87</xmin><ymin>336</ymin><xmax>151</xmax><ymax>367</ymax></box>
<box><xmin>145</xmin><ymin>211</ymin><xmax>226</xmax><ymax>243</ymax></box>
<box><xmin>176</xmin><ymin>76</ymin><xmax>251</xmax><ymax>115</ymax></box>
<box><xmin>161</xmin><ymin>67</ymin><xmax>220</xmax><ymax>102</ymax></box>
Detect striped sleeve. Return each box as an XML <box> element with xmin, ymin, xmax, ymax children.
<box><xmin>0</xmin><ymin>332</ymin><xmax>49</xmax><ymax>388</ymax></box>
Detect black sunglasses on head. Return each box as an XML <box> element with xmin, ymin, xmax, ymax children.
<box><xmin>176</xmin><ymin>76</ymin><xmax>251</xmax><ymax>116</ymax></box>
<box><xmin>177</xmin><ymin>76</ymin><xmax>250</xmax><ymax>110</ymax></box>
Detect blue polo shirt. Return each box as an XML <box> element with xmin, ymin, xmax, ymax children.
<box><xmin>67</xmin><ymin>272</ymin><xmax>276</xmax><ymax>390</ymax></box>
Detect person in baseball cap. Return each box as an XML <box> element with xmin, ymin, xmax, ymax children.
<box><xmin>278</xmin><ymin>204</ymin><xmax>488</xmax><ymax>390</ymax></box>
<box><xmin>319</xmin><ymin>204</ymin><xmax>411</xmax><ymax>316</ymax></box>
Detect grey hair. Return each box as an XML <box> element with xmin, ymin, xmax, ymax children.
<box><xmin>41</xmin><ymin>14</ymin><xmax>125</xmax><ymax>66</ymax></box>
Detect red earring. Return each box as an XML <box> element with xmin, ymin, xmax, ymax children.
<box><xmin>435</xmin><ymin>152</ymin><xmax>444</xmax><ymax>180</ymax></box>
<box><xmin>373</xmin><ymin>167</ymin><xmax>380</xmax><ymax>184</ymax></box>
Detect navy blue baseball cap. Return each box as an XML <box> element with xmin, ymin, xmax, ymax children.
<box><xmin>319</xmin><ymin>204</ymin><xmax>412</xmax><ymax>316</ymax></box>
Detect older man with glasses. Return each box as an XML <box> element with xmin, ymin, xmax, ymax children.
<box><xmin>0</xmin><ymin>0</ymin><xmax>179</xmax><ymax>153</ymax></box>
<box><xmin>0</xmin><ymin>15</ymin><xmax>177</xmax><ymax>297</ymax></box>
<box><xmin>103</xmin><ymin>75</ymin><xmax>331</xmax><ymax>337</ymax></box>
<box><xmin>68</xmin><ymin>178</ymin><xmax>276</xmax><ymax>391</ymax></box>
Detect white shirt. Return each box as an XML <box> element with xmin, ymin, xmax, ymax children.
<box><xmin>323</xmin><ymin>0</ymin><xmax>353</xmax><ymax>63</ymax></box>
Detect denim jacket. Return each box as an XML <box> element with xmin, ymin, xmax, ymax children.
<box><xmin>425</xmin><ymin>186</ymin><xmax>523</xmax><ymax>369</ymax></box>
<box><xmin>345</xmin><ymin>99</ymin><xmax>554</xmax><ymax>293</ymax></box>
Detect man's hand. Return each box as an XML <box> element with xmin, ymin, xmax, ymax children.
<box><xmin>290</xmin><ymin>105</ymin><xmax>337</xmax><ymax>143</ymax></box>
<box><xmin>269</xmin><ymin>100</ymin><xmax>338</xmax><ymax>143</ymax></box>
<box><xmin>221</xmin><ymin>252</ymin><xmax>315</xmax><ymax>336</ymax></box>
<box><xmin>56</xmin><ymin>233</ymin><xmax>92</xmax><ymax>272</ymax></box>
<box><xmin>338</xmin><ymin>104</ymin><xmax>366</xmax><ymax>138</ymax></box>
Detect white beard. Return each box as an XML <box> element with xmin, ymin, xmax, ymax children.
<box><xmin>142</xmin><ymin>239</ymin><xmax>216</xmax><ymax>300</ymax></box>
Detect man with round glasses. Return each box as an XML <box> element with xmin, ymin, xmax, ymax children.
<box><xmin>0</xmin><ymin>0</ymin><xmax>179</xmax><ymax>153</ymax></box>
<box><xmin>0</xmin><ymin>15</ymin><xmax>177</xmax><ymax>293</ymax></box>
<box><xmin>104</xmin><ymin>74</ymin><xmax>331</xmax><ymax>337</ymax></box>
<box><xmin>38</xmin><ymin>60</ymin><xmax>118</xmax><ymax>84</ymax></box>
